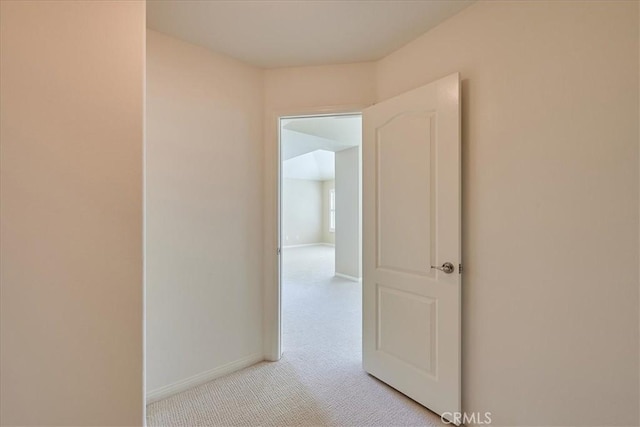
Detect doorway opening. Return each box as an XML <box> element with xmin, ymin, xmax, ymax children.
<box><xmin>278</xmin><ymin>113</ymin><xmax>362</xmax><ymax>360</ymax></box>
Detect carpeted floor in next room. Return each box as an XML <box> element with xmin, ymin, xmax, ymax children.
<box><xmin>146</xmin><ymin>245</ymin><xmax>445</xmax><ymax>426</ymax></box>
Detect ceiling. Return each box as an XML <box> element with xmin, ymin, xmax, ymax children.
<box><xmin>281</xmin><ymin>115</ymin><xmax>361</xmax><ymax>160</ymax></box>
<box><xmin>283</xmin><ymin>150</ymin><xmax>335</xmax><ymax>181</ymax></box>
<box><xmin>146</xmin><ymin>1</ymin><xmax>474</xmax><ymax>68</ymax></box>
<box><xmin>282</xmin><ymin>115</ymin><xmax>360</xmax><ymax>180</ymax></box>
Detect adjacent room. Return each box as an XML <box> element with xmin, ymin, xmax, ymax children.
<box><xmin>280</xmin><ymin>114</ymin><xmax>361</xmax><ymax>279</ymax></box>
<box><xmin>281</xmin><ymin>114</ymin><xmax>367</xmax><ymax>418</ymax></box>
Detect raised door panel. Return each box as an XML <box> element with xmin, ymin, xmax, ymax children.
<box><xmin>376</xmin><ymin>112</ymin><xmax>435</xmax><ymax>277</ymax></box>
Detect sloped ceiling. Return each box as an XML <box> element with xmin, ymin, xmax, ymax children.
<box><xmin>281</xmin><ymin>115</ymin><xmax>361</xmax><ymax>161</ymax></box>
<box><xmin>283</xmin><ymin>150</ymin><xmax>335</xmax><ymax>181</ymax></box>
<box><xmin>282</xmin><ymin>115</ymin><xmax>360</xmax><ymax>181</ymax></box>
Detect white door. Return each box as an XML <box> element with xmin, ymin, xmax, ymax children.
<box><xmin>362</xmin><ymin>73</ymin><xmax>461</xmax><ymax>422</ymax></box>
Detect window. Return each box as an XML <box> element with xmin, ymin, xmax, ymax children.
<box><xmin>329</xmin><ymin>188</ymin><xmax>335</xmax><ymax>232</ymax></box>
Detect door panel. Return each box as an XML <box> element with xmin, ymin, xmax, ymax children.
<box><xmin>377</xmin><ymin>285</ymin><xmax>436</xmax><ymax>375</ymax></box>
<box><xmin>363</xmin><ymin>73</ymin><xmax>461</xmax><ymax>423</ymax></box>
<box><xmin>377</xmin><ymin>111</ymin><xmax>434</xmax><ymax>275</ymax></box>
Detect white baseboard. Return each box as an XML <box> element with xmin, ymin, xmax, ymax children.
<box><xmin>283</xmin><ymin>243</ymin><xmax>334</xmax><ymax>248</ymax></box>
<box><xmin>335</xmin><ymin>272</ymin><xmax>362</xmax><ymax>282</ymax></box>
<box><xmin>320</xmin><ymin>243</ymin><xmax>335</xmax><ymax>247</ymax></box>
<box><xmin>146</xmin><ymin>352</ymin><xmax>263</xmax><ymax>404</ymax></box>
<box><xmin>282</xmin><ymin>243</ymin><xmax>319</xmax><ymax>249</ymax></box>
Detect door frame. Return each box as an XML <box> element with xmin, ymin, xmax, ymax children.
<box><xmin>263</xmin><ymin>104</ymin><xmax>367</xmax><ymax>361</ymax></box>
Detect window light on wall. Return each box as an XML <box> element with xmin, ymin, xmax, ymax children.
<box><xmin>330</xmin><ymin>189</ymin><xmax>335</xmax><ymax>232</ymax></box>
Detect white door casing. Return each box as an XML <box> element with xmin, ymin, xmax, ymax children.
<box><xmin>362</xmin><ymin>73</ymin><xmax>461</xmax><ymax>421</ymax></box>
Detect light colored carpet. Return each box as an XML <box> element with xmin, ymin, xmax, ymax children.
<box><xmin>147</xmin><ymin>245</ymin><xmax>445</xmax><ymax>426</ymax></box>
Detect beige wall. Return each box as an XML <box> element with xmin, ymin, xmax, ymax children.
<box><xmin>145</xmin><ymin>31</ymin><xmax>264</xmax><ymax>395</ymax></box>
<box><xmin>376</xmin><ymin>1</ymin><xmax>639</xmax><ymax>425</ymax></box>
<box><xmin>335</xmin><ymin>147</ymin><xmax>361</xmax><ymax>279</ymax></box>
<box><xmin>0</xmin><ymin>1</ymin><xmax>144</xmax><ymax>425</ymax></box>
<box><xmin>282</xmin><ymin>178</ymin><xmax>324</xmax><ymax>246</ymax></box>
<box><xmin>264</xmin><ymin>62</ymin><xmax>376</xmax><ymax>111</ymax></box>
<box><xmin>322</xmin><ymin>180</ymin><xmax>336</xmax><ymax>245</ymax></box>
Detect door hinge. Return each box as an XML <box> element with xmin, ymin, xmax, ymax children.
<box><xmin>277</xmin><ymin>247</ymin><xmax>281</xmax><ymax>255</ymax></box>
<box><xmin>459</xmin><ymin>263</ymin><xmax>463</xmax><ymax>274</ymax></box>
